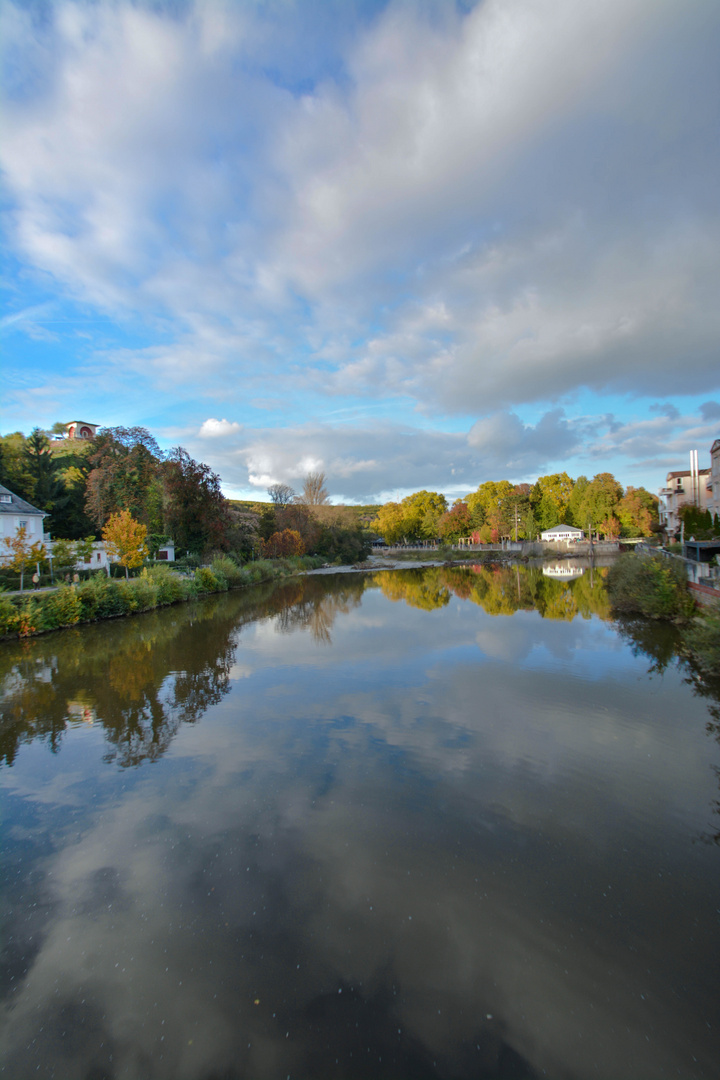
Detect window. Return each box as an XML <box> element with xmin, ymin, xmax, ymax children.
<box><xmin>0</xmin><ymin>494</ymin><xmax>11</xmax><ymax>503</ymax></box>
<box><xmin>18</xmin><ymin>519</ymin><xmax>28</xmax><ymax>528</ymax></box>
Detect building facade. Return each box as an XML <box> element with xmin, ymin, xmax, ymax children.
<box><xmin>540</xmin><ymin>524</ymin><xmax>585</xmax><ymax>543</ymax></box>
<box><xmin>65</xmin><ymin>421</ymin><xmax>98</xmax><ymax>440</ymax></box>
<box><xmin>0</xmin><ymin>484</ymin><xmax>47</xmax><ymax>557</ymax></box>
<box><xmin>658</xmin><ymin>468</ymin><xmax>712</xmax><ymax>536</ymax></box>
<box><xmin>710</xmin><ymin>439</ymin><xmax>720</xmax><ymax>522</ymax></box>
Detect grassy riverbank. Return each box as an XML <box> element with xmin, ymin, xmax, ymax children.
<box><xmin>0</xmin><ymin>555</ymin><xmax>325</xmax><ymax>639</ymax></box>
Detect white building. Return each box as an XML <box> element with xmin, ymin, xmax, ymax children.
<box><xmin>0</xmin><ymin>484</ymin><xmax>47</xmax><ymax>559</ymax></box>
<box><xmin>65</xmin><ymin>421</ymin><xmax>98</xmax><ymax>440</ymax></box>
<box><xmin>658</xmin><ymin>463</ymin><xmax>712</xmax><ymax>536</ymax></box>
<box><xmin>710</xmin><ymin>438</ymin><xmax>720</xmax><ymax>522</ymax></box>
<box><xmin>540</xmin><ymin>524</ymin><xmax>585</xmax><ymax>543</ymax></box>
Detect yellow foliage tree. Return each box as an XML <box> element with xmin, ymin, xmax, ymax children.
<box><xmin>3</xmin><ymin>525</ymin><xmax>46</xmax><ymax>592</ymax></box>
<box><xmin>102</xmin><ymin>510</ymin><xmax>149</xmax><ymax>578</ymax></box>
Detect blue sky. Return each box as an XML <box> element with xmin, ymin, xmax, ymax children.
<box><xmin>1</xmin><ymin>0</ymin><xmax>719</xmax><ymax>503</ymax></box>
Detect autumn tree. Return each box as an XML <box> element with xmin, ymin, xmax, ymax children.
<box><xmin>437</xmin><ymin>500</ymin><xmax>472</xmax><ymax>542</ymax></box>
<box><xmin>598</xmin><ymin>515</ymin><xmax>621</xmax><ymax>540</ymax></box>
<box><xmin>3</xmin><ymin>525</ymin><xmax>46</xmax><ymax>591</ymax></box>
<box><xmin>617</xmin><ymin>487</ymin><xmax>659</xmax><ymax>537</ymax></box>
<box><xmin>260</xmin><ymin>529</ymin><xmax>305</xmax><ymax>559</ymax></box>
<box><xmin>102</xmin><ymin>510</ymin><xmax>149</xmax><ymax>578</ymax></box>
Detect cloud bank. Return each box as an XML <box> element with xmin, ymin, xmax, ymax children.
<box><xmin>1</xmin><ymin>0</ymin><xmax>719</xmax><ymax>496</ymax></box>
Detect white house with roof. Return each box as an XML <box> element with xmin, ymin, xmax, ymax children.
<box><xmin>0</xmin><ymin>484</ymin><xmax>48</xmax><ymax>557</ymax></box>
<box><xmin>540</xmin><ymin>524</ymin><xmax>584</xmax><ymax>543</ymax></box>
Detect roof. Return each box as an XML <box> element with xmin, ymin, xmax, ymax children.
<box><xmin>65</xmin><ymin>421</ymin><xmax>97</xmax><ymax>428</ymax></box>
<box><xmin>542</xmin><ymin>524</ymin><xmax>583</xmax><ymax>533</ymax></box>
<box><xmin>0</xmin><ymin>483</ymin><xmax>47</xmax><ymax>517</ymax></box>
<box><xmin>666</xmin><ymin>469</ymin><xmax>710</xmax><ymax>479</ymax></box>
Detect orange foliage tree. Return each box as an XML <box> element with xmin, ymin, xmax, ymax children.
<box><xmin>102</xmin><ymin>509</ymin><xmax>149</xmax><ymax>578</ymax></box>
<box><xmin>260</xmin><ymin>529</ymin><xmax>305</xmax><ymax>559</ymax></box>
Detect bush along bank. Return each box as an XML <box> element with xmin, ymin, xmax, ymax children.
<box><xmin>606</xmin><ymin>552</ymin><xmax>719</xmax><ymax>679</ymax></box>
<box><xmin>605</xmin><ymin>552</ymin><xmax>696</xmax><ymax>621</ymax></box>
<box><xmin>0</xmin><ymin>556</ymin><xmax>325</xmax><ymax>640</ymax></box>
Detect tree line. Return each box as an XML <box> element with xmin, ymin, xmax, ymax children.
<box><xmin>371</xmin><ymin>472</ymin><xmax>662</xmax><ymax>544</ymax></box>
<box><xmin>0</xmin><ymin>428</ymin><xmax>369</xmax><ymax>565</ymax></box>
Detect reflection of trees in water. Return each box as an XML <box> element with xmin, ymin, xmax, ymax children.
<box><xmin>0</xmin><ymin>575</ymin><xmax>365</xmax><ymax>769</ymax></box>
<box><xmin>613</xmin><ymin>618</ymin><xmax>681</xmax><ymax>676</ymax></box>
<box><xmin>371</xmin><ymin>564</ymin><xmax>611</xmax><ymax>621</ymax></box>
<box><xmin>274</xmin><ymin>576</ymin><xmax>366</xmax><ymax>643</ymax></box>
<box><xmin>614</xmin><ymin>615</ymin><xmax>720</xmax><ymax>847</ymax></box>
<box><xmin>374</xmin><ymin>569</ymin><xmax>451</xmax><ymax>612</ymax></box>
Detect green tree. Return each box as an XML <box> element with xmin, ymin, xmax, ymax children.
<box><xmin>576</xmin><ymin>473</ymin><xmax>623</xmax><ymax>532</ymax></box>
<box><xmin>402</xmin><ymin>490</ymin><xmax>447</xmax><ymax>541</ymax></box>
<box><xmin>86</xmin><ymin>427</ymin><xmax>163</xmax><ymax>530</ymax></box>
<box><xmin>0</xmin><ymin>431</ymin><xmax>35</xmax><ymax>501</ymax></box>
<box><xmin>466</xmin><ymin>481</ymin><xmax>514</xmax><ymax>530</ymax></box>
<box><xmin>566</xmin><ymin>476</ymin><xmax>589</xmax><ymax>528</ymax></box>
<box><xmin>372</xmin><ymin>502</ymin><xmax>407</xmax><ymax>544</ymax></box>
<box><xmin>529</xmin><ymin>473</ymin><xmax>574</xmax><ymax>530</ymax></box>
<box><xmin>24</xmin><ymin>428</ymin><xmax>61</xmax><ymax>509</ymax></box>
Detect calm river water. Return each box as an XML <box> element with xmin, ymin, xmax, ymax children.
<box><xmin>1</xmin><ymin>565</ymin><xmax>719</xmax><ymax>1080</ymax></box>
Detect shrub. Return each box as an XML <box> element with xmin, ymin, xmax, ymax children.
<box><xmin>211</xmin><ymin>555</ymin><xmax>245</xmax><ymax>587</ymax></box>
<box><xmin>0</xmin><ymin>594</ymin><xmax>19</xmax><ymax>636</ymax></box>
<box><xmin>45</xmin><ymin>584</ymin><xmax>82</xmax><ymax>628</ymax></box>
<box><xmin>144</xmin><ymin>565</ymin><xmax>185</xmax><ymax>605</ymax></box>
<box><xmin>194</xmin><ymin>567</ymin><xmax>224</xmax><ymax>593</ymax></box>
<box><xmin>77</xmin><ymin>575</ymin><xmax>127</xmax><ymax>620</ymax></box>
<box><xmin>606</xmin><ymin>553</ymin><xmax>695</xmax><ymax>621</ymax></box>
<box><xmin>124</xmin><ymin>576</ymin><xmax>159</xmax><ymax>612</ymax></box>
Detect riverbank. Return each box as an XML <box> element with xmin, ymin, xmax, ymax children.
<box><xmin>0</xmin><ymin>556</ymin><xmax>326</xmax><ymax>640</ymax></box>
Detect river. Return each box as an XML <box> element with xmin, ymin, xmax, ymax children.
<box><xmin>1</xmin><ymin>564</ymin><xmax>719</xmax><ymax>1079</ymax></box>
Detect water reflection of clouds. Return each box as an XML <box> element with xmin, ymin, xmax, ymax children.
<box><xmin>2</xmin><ymin>575</ymin><xmax>719</xmax><ymax>1079</ymax></box>
<box><xmin>3</xmin><ymin>680</ymin><xmax>716</xmax><ymax>1080</ymax></box>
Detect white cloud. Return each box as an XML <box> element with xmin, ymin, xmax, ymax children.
<box><xmin>198</xmin><ymin>417</ymin><xmax>242</xmax><ymax>438</ymax></box>
<box><xmin>1</xmin><ymin>0</ymin><xmax>719</xmax><ymax>492</ymax></box>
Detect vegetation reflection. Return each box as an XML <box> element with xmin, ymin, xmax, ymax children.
<box><xmin>0</xmin><ymin>576</ymin><xmax>365</xmax><ymax>769</ymax></box>
<box><xmin>371</xmin><ymin>563</ymin><xmax>611</xmax><ymax>620</ymax></box>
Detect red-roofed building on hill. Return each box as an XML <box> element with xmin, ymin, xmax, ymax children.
<box><xmin>65</xmin><ymin>421</ymin><xmax>98</xmax><ymax>440</ymax></box>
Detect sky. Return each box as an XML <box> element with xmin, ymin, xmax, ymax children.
<box><xmin>1</xmin><ymin>0</ymin><xmax>719</xmax><ymax>504</ymax></box>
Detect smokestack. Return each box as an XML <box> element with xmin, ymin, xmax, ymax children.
<box><xmin>690</xmin><ymin>449</ymin><xmax>699</xmax><ymax>507</ymax></box>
